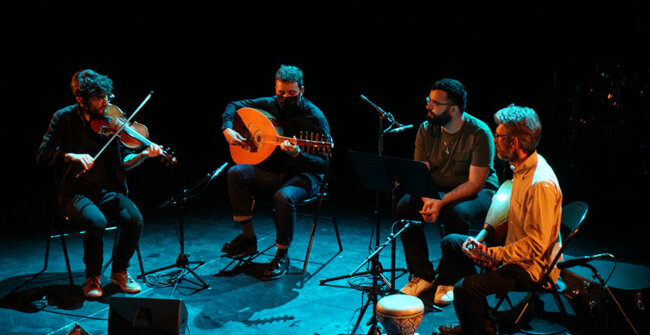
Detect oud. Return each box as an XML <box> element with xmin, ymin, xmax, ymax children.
<box><xmin>230</xmin><ymin>107</ymin><xmax>333</xmax><ymax>165</ymax></box>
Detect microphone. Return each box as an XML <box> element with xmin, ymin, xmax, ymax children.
<box><xmin>556</xmin><ymin>253</ymin><xmax>614</xmax><ymax>269</ymax></box>
<box><xmin>360</xmin><ymin>94</ymin><xmax>387</xmax><ymax>114</ymax></box>
<box><xmin>386</xmin><ymin>124</ymin><xmax>414</xmax><ymax>134</ymax></box>
<box><xmin>208</xmin><ymin>162</ymin><xmax>229</xmax><ymax>183</ymax></box>
<box><xmin>398</xmin><ymin>219</ymin><xmax>422</xmax><ymax>227</ymax></box>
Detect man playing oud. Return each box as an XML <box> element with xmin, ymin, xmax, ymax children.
<box><xmin>220</xmin><ymin>64</ymin><xmax>331</xmax><ymax>280</ymax></box>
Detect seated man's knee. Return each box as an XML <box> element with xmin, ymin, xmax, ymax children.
<box><xmin>227</xmin><ymin>165</ymin><xmax>245</xmax><ymax>182</ymax></box>
<box><xmin>442</xmin><ymin>207</ymin><xmax>472</xmax><ymax>234</ymax></box>
<box><xmin>395</xmin><ymin>194</ymin><xmax>421</xmax><ymax>220</ymax></box>
<box><xmin>441</xmin><ymin>233</ymin><xmax>467</xmax><ymax>250</ymax></box>
<box><xmin>454</xmin><ymin>274</ymin><xmax>481</xmax><ymax>298</ymax></box>
<box><xmin>273</xmin><ymin>189</ymin><xmax>295</xmax><ymax>208</ymax></box>
<box><xmin>84</xmin><ymin>216</ymin><xmax>108</xmax><ymax>234</ymax></box>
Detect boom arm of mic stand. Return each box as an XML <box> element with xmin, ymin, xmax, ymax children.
<box><xmin>349</xmin><ymin>220</ymin><xmax>417</xmax><ymax>281</ymax></box>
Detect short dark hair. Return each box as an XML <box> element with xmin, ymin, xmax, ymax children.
<box><xmin>70</xmin><ymin>69</ymin><xmax>113</xmax><ymax>99</ymax></box>
<box><xmin>275</xmin><ymin>65</ymin><xmax>303</xmax><ymax>87</ymax></box>
<box><xmin>493</xmin><ymin>104</ymin><xmax>542</xmax><ymax>154</ymax></box>
<box><xmin>431</xmin><ymin>78</ymin><xmax>467</xmax><ymax>111</ymax></box>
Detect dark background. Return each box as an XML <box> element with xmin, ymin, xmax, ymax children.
<box><xmin>3</xmin><ymin>2</ymin><xmax>649</xmax><ymax>260</ymax></box>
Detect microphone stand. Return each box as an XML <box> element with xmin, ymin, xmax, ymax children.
<box><xmin>141</xmin><ymin>162</ymin><xmax>228</xmax><ymax>294</ymax></box>
<box><xmin>344</xmin><ymin>95</ymin><xmax>414</xmax><ymax>334</ymax></box>
<box><xmin>349</xmin><ymin>220</ymin><xmax>419</xmax><ymax>334</ymax></box>
<box><xmin>581</xmin><ymin>263</ymin><xmax>640</xmax><ymax>335</ymax></box>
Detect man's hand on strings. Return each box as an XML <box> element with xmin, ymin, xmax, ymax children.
<box><xmin>280</xmin><ymin>139</ymin><xmax>300</xmax><ymax>158</ymax></box>
<box><xmin>462</xmin><ymin>236</ymin><xmax>497</xmax><ymax>271</ymax></box>
<box><xmin>223</xmin><ymin>128</ymin><xmax>246</xmax><ymax>146</ymax></box>
<box><xmin>141</xmin><ymin>143</ymin><xmax>163</xmax><ymax>158</ymax></box>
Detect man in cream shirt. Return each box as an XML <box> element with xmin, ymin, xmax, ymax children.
<box><xmin>432</xmin><ymin>104</ymin><xmax>562</xmax><ymax>335</ymax></box>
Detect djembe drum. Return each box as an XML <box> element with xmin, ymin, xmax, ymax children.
<box><xmin>376</xmin><ymin>294</ymin><xmax>424</xmax><ymax>335</ymax></box>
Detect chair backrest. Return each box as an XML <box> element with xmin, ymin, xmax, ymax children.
<box><xmin>540</xmin><ymin>201</ymin><xmax>589</xmax><ymax>284</ymax></box>
<box><xmin>560</xmin><ymin>201</ymin><xmax>589</xmax><ymax>236</ymax></box>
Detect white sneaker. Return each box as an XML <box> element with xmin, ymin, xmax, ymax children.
<box><xmin>434</xmin><ymin>284</ymin><xmax>454</xmax><ymax>305</ymax></box>
<box><xmin>400</xmin><ymin>277</ymin><xmax>435</xmax><ymax>297</ymax></box>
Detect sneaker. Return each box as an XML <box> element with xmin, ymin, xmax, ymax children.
<box><xmin>434</xmin><ymin>284</ymin><xmax>454</xmax><ymax>305</ymax></box>
<box><xmin>400</xmin><ymin>277</ymin><xmax>435</xmax><ymax>297</ymax></box>
<box><xmin>263</xmin><ymin>254</ymin><xmax>290</xmax><ymax>280</ymax></box>
<box><xmin>83</xmin><ymin>275</ymin><xmax>103</xmax><ymax>298</ymax></box>
<box><xmin>110</xmin><ymin>271</ymin><xmax>141</xmax><ymax>293</ymax></box>
<box><xmin>221</xmin><ymin>234</ymin><xmax>257</xmax><ymax>256</ymax></box>
<box><xmin>435</xmin><ymin>323</ymin><xmax>462</xmax><ymax>334</ymax></box>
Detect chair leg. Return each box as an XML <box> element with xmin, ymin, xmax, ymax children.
<box><xmin>60</xmin><ymin>233</ymin><xmax>74</xmax><ymax>286</ymax></box>
<box><xmin>302</xmin><ymin>218</ymin><xmax>318</xmax><ymax>273</ymax></box>
<box><xmin>135</xmin><ymin>244</ymin><xmax>147</xmax><ymax>285</ymax></box>
<box><xmin>493</xmin><ymin>293</ymin><xmax>508</xmax><ymax>311</ymax></box>
<box><xmin>514</xmin><ymin>292</ymin><xmax>535</xmax><ymax>326</ymax></box>
<box><xmin>551</xmin><ymin>290</ymin><xmax>574</xmax><ymax>333</ymax></box>
<box><xmin>42</xmin><ymin>217</ymin><xmax>56</xmax><ymax>273</ymax></box>
<box><xmin>301</xmin><ymin>214</ymin><xmax>342</xmax><ymax>274</ymax></box>
<box><xmin>332</xmin><ymin>217</ymin><xmax>343</xmax><ymax>252</ymax></box>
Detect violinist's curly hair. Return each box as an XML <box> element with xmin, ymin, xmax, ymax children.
<box><xmin>493</xmin><ymin>104</ymin><xmax>542</xmax><ymax>155</ymax></box>
<box><xmin>71</xmin><ymin>69</ymin><xmax>113</xmax><ymax>99</ymax></box>
<box><xmin>275</xmin><ymin>65</ymin><xmax>303</xmax><ymax>87</ymax></box>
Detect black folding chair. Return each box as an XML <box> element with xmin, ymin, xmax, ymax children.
<box><xmin>221</xmin><ymin>170</ymin><xmax>342</xmax><ymax>275</ymax></box>
<box><xmin>40</xmin><ymin>208</ymin><xmax>146</xmax><ymax>286</ymax></box>
<box><xmin>492</xmin><ymin>201</ymin><xmax>589</xmax><ymax>334</ymax></box>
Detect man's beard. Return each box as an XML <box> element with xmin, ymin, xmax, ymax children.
<box><xmin>496</xmin><ymin>147</ymin><xmax>514</xmax><ymax>162</ymax></box>
<box><xmin>427</xmin><ymin>109</ymin><xmax>452</xmax><ymax>126</ymax></box>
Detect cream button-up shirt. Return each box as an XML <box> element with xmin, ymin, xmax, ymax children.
<box><xmin>489</xmin><ymin>152</ymin><xmax>563</xmax><ymax>283</ymax></box>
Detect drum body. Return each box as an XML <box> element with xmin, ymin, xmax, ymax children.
<box><xmin>376</xmin><ymin>294</ymin><xmax>424</xmax><ymax>335</ymax></box>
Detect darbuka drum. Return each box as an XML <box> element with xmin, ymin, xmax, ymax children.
<box><xmin>376</xmin><ymin>294</ymin><xmax>424</xmax><ymax>335</ymax></box>
<box><xmin>485</xmin><ymin>180</ymin><xmax>512</xmax><ymax>244</ymax></box>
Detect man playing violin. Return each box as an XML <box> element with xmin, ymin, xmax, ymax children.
<box><xmin>36</xmin><ymin>69</ymin><xmax>163</xmax><ymax>298</ymax></box>
<box><xmin>432</xmin><ymin>104</ymin><xmax>563</xmax><ymax>335</ymax></box>
<box><xmin>220</xmin><ymin>64</ymin><xmax>331</xmax><ymax>280</ymax></box>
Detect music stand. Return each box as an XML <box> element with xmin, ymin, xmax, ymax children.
<box><xmin>320</xmin><ymin>150</ymin><xmax>440</xmax><ymax>334</ymax></box>
<box><xmin>141</xmin><ymin>162</ymin><xmax>228</xmax><ymax>294</ymax></box>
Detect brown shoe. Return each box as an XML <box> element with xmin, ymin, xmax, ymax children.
<box><xmin>110</xmin><ymin>271</ymin><xmax>141</xmax><ymax>293</ymax></box>
<box><xmin>434</xmin><ymin>320</ymin><xmax>497</xmax><ymax>335</ymax></box>
<box><xmin>83</xmin><ymin>275</ymin><xmax>103</xmax><ymax>298</ymax></box>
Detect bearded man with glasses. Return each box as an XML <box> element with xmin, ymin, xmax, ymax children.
<box><xmin>397</xmin><ymin>78</ymin><xmax>500</xmax><ymax>306</ymax></box>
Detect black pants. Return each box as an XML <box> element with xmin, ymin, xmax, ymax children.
<box><xmin>226</xmin><ymin>164</ymin><xmax>319</xmax><ymax>247</ymax></box>
<box><xmin>396</xmin><ymin>190</ymin><xmax>492</xmax><ymax>281</ymax></box>
<box><xmin>438</xmin><ymin>234</ymin><xmax>534</xmax><ymax>335</ymax></box>
<box><xmin>63</xmin><ymin>190</ymin><xmax>143</xmax><ymax>278</ymax></box>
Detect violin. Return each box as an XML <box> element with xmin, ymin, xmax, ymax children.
<box><xmin>90</xmin><ymin>104</ymin><xmax>177</xmax><ymax>164</ymax></box>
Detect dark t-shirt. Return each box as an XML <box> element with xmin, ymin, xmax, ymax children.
<box><xmin>414</xmin><ymin>112</ymin><xmax>499</xmax><ymax>194</ymax></box>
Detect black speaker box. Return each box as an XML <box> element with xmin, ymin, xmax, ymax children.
<box><xmin>108</xmin><ymin>296</ymin><xmax>188</xmax><ymax>335</ymax></box>
<box><xmin>562</xmin><ymin>268</ymin><xmax>650</xmax><ymax>335</ymax></box>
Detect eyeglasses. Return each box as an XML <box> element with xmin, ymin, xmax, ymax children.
<box><xmin>426</xmin><ymin>97</ymin><xmax>455</xmax><ymax>108</ymax></box>
<box><xmin>493</xmin><ymin>133</ymin><xmax>511</xmax><ymax>141</ymax></box>
<box><xmin>89</xmin><ymin>93</ymin><xmax>115</xmax><ymax>103</ymax></box>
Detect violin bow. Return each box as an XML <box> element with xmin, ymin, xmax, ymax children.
<box><xmin>75</xmin><ymin>91</ymin><xmax>154</xmax><ymax>178</ymax></box>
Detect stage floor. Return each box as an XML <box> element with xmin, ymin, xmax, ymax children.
<box><xmin>1</xmin><ymin>202</ymin><xmax>648</xmax><ymax>335</ymax></box>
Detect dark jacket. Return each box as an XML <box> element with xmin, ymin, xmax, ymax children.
<box><xmin>36</xmin><ymin>104</ymin><xmax>130</xmax><ymax>203</ymax></box>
